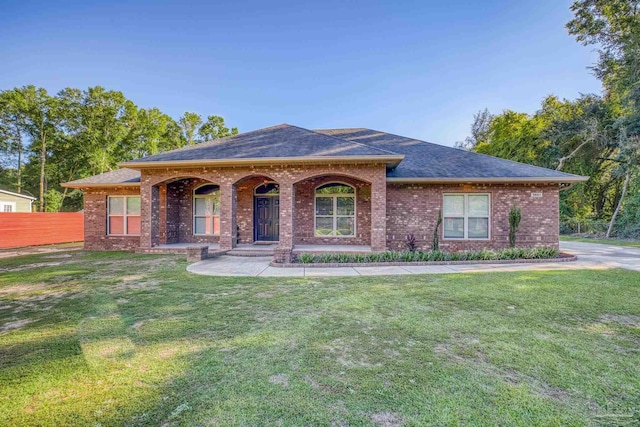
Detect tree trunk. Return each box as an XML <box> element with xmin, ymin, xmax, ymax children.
<box><xmin>39</xmin><ymin>131</ymin><xmax>46</xmax><ymax>212</ymax></box>
<box><xmin>606</xmin><ymin>172</ymin><xmax>630</xmax><ymax>238</ymax></box>
<box><xmin>16</xmin><ymin>126</ymin><xmax>22</xmax><ymax>193</ymax></box>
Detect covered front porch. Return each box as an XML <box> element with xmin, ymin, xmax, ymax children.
<box><xmin>138</xmin><ymin>167</ymin><xmax>387</xmax><ymax>261</ymax></box>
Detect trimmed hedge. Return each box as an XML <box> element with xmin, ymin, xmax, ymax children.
<box><xmin>294</xmin><ymin>247</ymin><xmax>559</xmax><ymax>264</ymax></box>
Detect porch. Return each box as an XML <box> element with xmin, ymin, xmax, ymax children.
<box><xmin>139</xmin><ymin>167</ymin><xmax>387</xmax><ymax>261</ymax></box>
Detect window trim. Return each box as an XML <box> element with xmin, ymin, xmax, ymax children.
<box><xmin>442</xmin><ymin>193</ymin><xmax>491</xmax><ymax>240</ymax></box>
<box><xmin>314</xmin><ymin>182</ymin><xmax>356</xmax><ymax>238</ymax></box>
<box><xmin>107</xmin><ymin>196</ymin><xmax>141</xmax><ymax>236</ymax></box>
<box><xmin>254</xmin><ymin>181</ymin><xmax>280</xmax><ymax>196</ymax></box>
<box><xmin>193</xmin><ymin>184</ymin><xmax>221</xmax><ymax>236</ymax></box>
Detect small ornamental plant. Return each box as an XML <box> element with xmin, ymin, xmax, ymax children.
<box><xmin>433</xmin><ymin>209</ymin><xmax>442</xmax><ymax>251</ymax></box>
<box><xmin>406</xmin><ymin>233</ymin><xmax>418</xmax><ymax>252</ymax></box>
<box><xmin>509</xmin><ymin>206</ymin><xmax>522</xmax><ymax>248</ymax></box>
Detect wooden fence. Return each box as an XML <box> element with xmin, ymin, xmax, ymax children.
<box><xmin>0</xmin><ymin>212</ymin><xmax>84</xmax><ymax>248</ymax></box>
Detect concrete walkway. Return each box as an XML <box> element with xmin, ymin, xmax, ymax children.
<box><xmin>186</xmin><ymin>241</ymin><xmax>640</xmax><ymax>277</ymax></box>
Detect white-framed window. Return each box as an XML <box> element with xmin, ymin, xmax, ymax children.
<box><xmin>107</xmin><ymin>196</ymin><xmax>141</xmax><ymax>235</ymax></box>
<box><xmin>314</xmin><ymin>183</ymin><xmax>356</xmax><ymax>237</ymax></box>
<box><xmin>193</xmin><ymin>184</ymin><xmax>220</xmax><ymax>235</ymax></box>
<box><xmin>443</xmin><ymin>193</ymin><xmax>490</xmax><ymax>239</ymax></box>
<box><xmin>1</xmin><ymin>202</ymin><xmax>16</xmax><ymax>212</ymax></box>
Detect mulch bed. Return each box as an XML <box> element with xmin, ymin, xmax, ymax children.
<box><xmin>271</xmin><ymin>253</ymin><xmax>577</xmax><ymax>268</ymax></box>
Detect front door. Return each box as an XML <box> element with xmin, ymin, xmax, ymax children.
<box><xmin>254</xmin><ymin>196</ymin><xmax>279</xmax><ymax>241</ymax></box>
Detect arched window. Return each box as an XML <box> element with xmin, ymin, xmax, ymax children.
<box><xmin>254</xmin><ymin>182</ymin><xmax>280</xmax><ymax>195</ymax></box>
<box><xmin>193</xmin><ymin>184</ymin><xmax>220</xmax><ymax>235</ymax></box>
<box><xmin>315</xmin><ymin>183</ymin><xmax>355</xmax><ymax>236</ymax></box>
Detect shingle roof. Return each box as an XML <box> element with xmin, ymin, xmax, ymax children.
<box><xmin>121</xmin><ymin>124</ymin><xmax>400</xmax><ymax>165</ymax></box>
<box><xmin>63</xmin><ymin>168</ymin><xmax>141</xmax><ymax>188</ymax></box>
<box><xmin>316</xmin><ymin>128</ymin><xmax>586</xmax><ymax>181</ymax></box>
<box><xmin>63</xmin><ymin>124</ymin><xmax>588</xmax><ymax>187</ymax></box>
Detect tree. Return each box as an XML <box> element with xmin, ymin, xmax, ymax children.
<box><xmin>0</xmin><ymin>84</ymin><xmax>238</xmax><ymax>211</ymax></box>
<box><xmin>178</xmin><ymin>112</ymin><xmax>203</xmax><ymax>146</ymax></box>
<box><xmin>567</xmin><ymin>1</ymin><xmax>640</xmax><ymax>236</ymax></box>
<box><xmin>455</xmin><ymin>108</ymin><xmax>494</xmax><ymax>150</ymax></box>
<box><xmin>567</xmin><ymin>0</ymin><xmax>640</xmax><ymax>102</ymax></box>
<box><xmin>198</xmin><ymin>115</ymin><xmax>238</xmax><ymax>141</ymax></box>
<box><xmin>19</xmin><ymin>86</ymin><xmax>61</xmax><ymax>211</ymax></box>
<box><xmin>0</xmin><ymin>89</ymin><xmax>28</xmax><ymax>192</ymax></box>
<box><xmin>126</xmin><ymin>107</ymin><xmax>183</xmax><ymax>158</ymax></box>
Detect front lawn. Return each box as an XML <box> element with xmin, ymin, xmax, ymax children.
<box><xmin>1</xmin><ymin>252</ymin><xmax>639</xmax><ymax>426</ymax></box>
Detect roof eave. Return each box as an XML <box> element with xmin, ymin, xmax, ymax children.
<box><xmin>386</xmin><ymin>176</ymin><xmax>589</xmax><ymax>184</ymax></box>
<box><xmin>60</xmin><ymin>182</ymin><xmax>141</xmax><ymax>189</ymax></box>
<box><xmin>0</xmin><ymin>189</ymin><xmax>37</xmax><ymax>200</ymax></box>
<box><xmin>119</xmin><ymin>155</ymin><xmax>405</xmax><ymax>169</ymax></box>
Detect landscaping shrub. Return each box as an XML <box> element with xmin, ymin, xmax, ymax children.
<box><xmin>292</xmin><ymin>247</ymin><xmax>559</xmax><ymax>264</ymax></box>
<box><xmin>406</xmin><ymin>233</ymin><xmax>417</xmax><ymax>252</ymax></box>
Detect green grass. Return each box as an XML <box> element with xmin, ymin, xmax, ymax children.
<box><xmin>1</xmin><ymin>251</ymin><xmax>639</xmax><ymax>426</ymax></box>
<box><xmin>561</xmin><ymin>235</ymin><xmax>640</xmax><ymax>248</ymax></box>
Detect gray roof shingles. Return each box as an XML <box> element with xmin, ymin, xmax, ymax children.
<box><xmin>64</xmin><ymin>168</ymin><xmax>141</xmax><ymax>186</ymax></box>
<box><xmin>64</xmin><ymin>124</ymin><xmax>586</xmax><ymax>186</ymax></box>
<box><xmin>123</xmin><ymin>124</ymin><xmax>398</xmax><ymax>163</ymax></box>
<box><xmin>316</xmin><ymin>128</ymin><xmax>584</xmax><ymax>180</ymax></box>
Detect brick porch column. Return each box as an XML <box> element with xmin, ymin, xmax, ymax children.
<box><xmin>158</xmin><ymin>183</ymin><xmax>167</xmax><ymax>245</ymax></box>
<box><xmin>219</xmin><ymin>182</ymin><xmax>237</xmax><ymax>250</ymax></box>
<box><xmin>278</xmin><ymin>181</ymin><xmax>295</xmax><ymax>249</ymax></box>
<box><xmin>139</xmin><ymin>180</ymin><xmax>153</xmax><ymax>248</ymax></box>
<box><xmin>371</xmin><ymin>172</ymin><xmax>387</xmax><ymax>251</ymax></box>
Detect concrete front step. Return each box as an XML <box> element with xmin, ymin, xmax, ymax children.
<box><xmin>226</xmin><ymin>250</ymin><xmax>274</xmax><ymax>257</ymax></box>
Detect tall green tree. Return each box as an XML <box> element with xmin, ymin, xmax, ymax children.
<box><xmin>198</xmin><ymin>115</ymin><xmax>238</xmax><ymax>141</ymax></box>
<box><xmin>178</xmin><ymin>112</ymin><xmax>203</xmax><ymax>146</ymax></box>
<box><xmin>18</xmin><ymin>86</ymin><xmax>61</xmax><ymax>211</ymax></box>
<box><xmin>0</xmin><ymin>89</ymin><xmax>28</xmax><ymax>192</ymax></box>
<box><xmin>567</xmin><ymin>0</ymin><xmax>640</xmax><ymax>235</ymax></box>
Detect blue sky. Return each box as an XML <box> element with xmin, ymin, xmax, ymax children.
<box><xmin>0</xmin><ymin>0</ymin><xmax>601</xmax><ymax>146</ymax></box>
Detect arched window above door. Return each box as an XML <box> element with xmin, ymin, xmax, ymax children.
<box><xmin>254</xmin><ymin>182</ymin><xmax>279</xmax><ymax>195</ymax></box>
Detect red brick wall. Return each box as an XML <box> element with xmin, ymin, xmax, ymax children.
<box><xmin>166</xmin><ymin>178</ymin><xmax>220</xmax><ymax>245</ymax></box>
<box><xmin>83</xmin><ymin>166</ymin><xmax>560</xmax><ymax>253</ymax></box>
<box><xmin>386</xmin><ymin>183</ymin><xmax>560</xmax><ymax>251</ymax></box>
<box><xmin>83</xmin><ymin>187</ymin><xmax>141</xmax><ymax>251</ymax></box>
<box><xmin>294</xmin><ymin>176</ymin><xmax>371</xmax><ymax>246</ymax></box>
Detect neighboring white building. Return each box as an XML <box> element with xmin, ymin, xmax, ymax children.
<box><xmin>0</xmin><ymin>189</ymin><xmax>36</xmax><ymax>212</ymax></box>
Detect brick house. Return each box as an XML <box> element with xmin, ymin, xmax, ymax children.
<box><xmin>63</xmin><ymin>124</ymin><xmax>587</xmax><ymax>261</ymax></box>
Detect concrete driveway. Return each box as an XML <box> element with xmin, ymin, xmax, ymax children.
<box><xmin>186</xmin><ymin>240</ymin><xmax>640</xmax><ymax>277</ymax></box>
<box><xmin>559</xmin><ymin>240</ymin><xmax>640</xmax><ymax>272</ymax></box>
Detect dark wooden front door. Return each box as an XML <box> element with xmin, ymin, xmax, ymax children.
<box><xmin>254</xmin><ymin>196</ymin><xmax>279</xmax><ymax>241</ymax></box>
